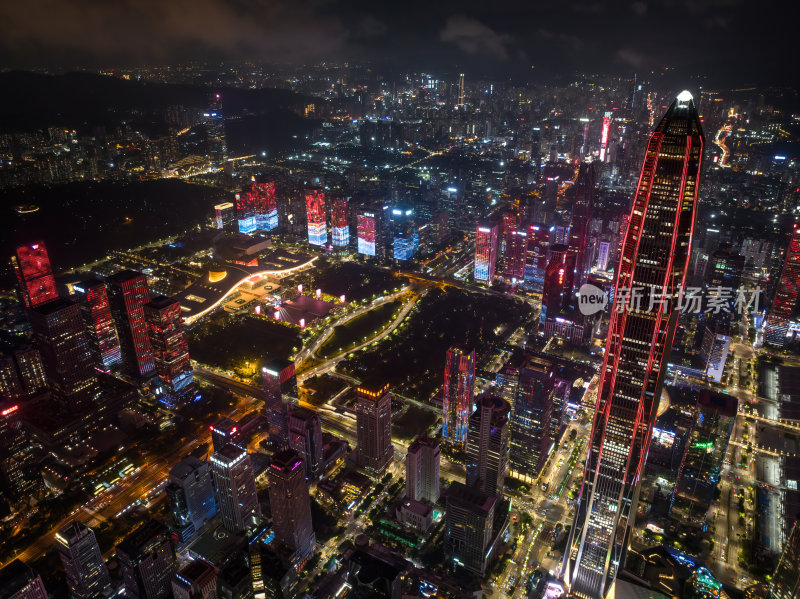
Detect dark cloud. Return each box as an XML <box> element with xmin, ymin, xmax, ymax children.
<box><xmin>440</xmin><ymin>16</ymin><xmax>513</xmax><ymax>60</ymax></box>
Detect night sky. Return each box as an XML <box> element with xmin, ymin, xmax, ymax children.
<box><xmin>0</xmin><ymin>0</ymin><xmax>795</xmax><ymax>85</ymax></box>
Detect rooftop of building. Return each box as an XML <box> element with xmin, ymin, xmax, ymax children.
<box><xmin>146</xmin><ymin>294</ymin><xmax>179</xmax><ymax>310</ymax></box>
<box><xmin>116</xmin><ymin>519</ymin><xmax>168</xmax><ymax>557</ymax></box>
<box><xmin>408</xmin><ymin>435</ymin><xmax>439</xmax><ymax>453</ymax></box>
<box><xmin>270</xmin><ymin>449</ymin><xmax>305</xmax><ymax>474</ymax></box>
<box><xmin>176</xmin><ymin>558</ymin><xmax>217</xmax><ymax>584</ymax></box>
<box><xmin>56</xmin><ymin>520</ymin><xmax>90</xmax><ymax>544</ymax></box>
<box><xmin>169</xmin><ymin>455</ymin><xmax>206</xmax><ymax>480</ymax></box>
<box><xmin>356</xmin><ymin>379</ymin><xmax>390</xmax><ymax>399</ymax></box>
<box><xmin>445</xmin><ymin>481</ymin><xmax>496</xmax><ymax>513</ymax></box>
<box><xmin>107</xmin><ymin>269</ymin><xmax>145</xmax><ymax>284</ymax></box>
<box><xmin>212</xmin><ymin>443</ymin><xmax>248</xmax><ymax>463</ymax></box>
<box><xmin>0</xmin><ymin>560</ymin><xmax>38</xmax><ymax>595</ymax></box>
<box><xmin>400</xmin><ymin>498</ymin><xmax>432</xmax><ymax>518</ymax></box>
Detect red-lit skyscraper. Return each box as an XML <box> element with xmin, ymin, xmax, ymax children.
<box><xmin>356</xmin><ymin>211</ymin><xmax>377</xmax><ymax>257</ymax></box>
<box><xmin>74</xmin><ymin>278</ymin><xmax>122</xmax><ymax>372</ymax></box>
<box><xmin>235</xmin><ymin>191</ymin><xmax>257</xmax><ymax>235</ymax></box>
<box><xmin>12</xmin><ymin>242</ymin><xmax>59</xmax><ymax>308</ymax></box>
<box><xmin>541</xmin><ymin>244</ymin><xmax>576</xmax><ymax>323</ymax></box>
<box><xmin>564</xmin><ymin>91</ymin><xmax>703</xmax><ymax>598</ymax></box>
<box><xmin>442</xmin><ymin>346</ymin><xmax>475</xmax><ymax>454</ymax></box>
<box><xmin>252</xmin><ymin>181</ymin><xmax>278</xmax><ymax>231</ymax></box>
<box><xmin>331</xmin><ymin>196</ymin><xmax>349</xmax><ymax>248</ymax></box>
<box><xmin>107</xmin><ymin>270</ymin><xmax>155</xmax><ymax>380</ymax></box>
<box><xmin>765</xmin><ymin>226</ymin><xmax>800</xmax><ymax>346</ymax></box>
<box><xmin>145</xmin><ymin>296</ymin><xmax>194</xmax><ymax>405</ymax></box>
<box><xmin>305</xmin><ymin>190</ymin><xmax>327</xmax><ymax>246</ymax></box>
<box><xmin>474</xmin><ymin>223</ymin><xmax>498</xmax><ymax>283</ymax></box>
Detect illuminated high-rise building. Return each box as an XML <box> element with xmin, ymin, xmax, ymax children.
<box><xmin>524</xmin><ymin>224</ymin><xmax>550</xmax><ymax>290</ymax></box>
<box><xmin>214</xmin><ymin>202</ymin><xmax>235</xmax><ymax>231</ymax></box>
<box><xmin>305</xmin><ymin>190</ymin><xmax>327</xmax><ymax>246</ymax></box>
<box><xmin>55</xmin><ymin>521</ymin><xmax>111</xmax><ymax>599</ymax></box>
<box><xmin>563</xmin><ymin>91</ymin><xmax>704</xmax><ymax>599</ymax></box>
<box><xmin>331</xmin><ymin>196</ymin><xmax>350</xmax><ymax>248</ymax></box>
<box><xmin>770</xmin><ymin>521</ymin><xmax>800</xmax><ymax>599</ymax></box>
<box><xmin>117</xmin><ymin>519</ymin><xmax>177</xmax><ymax>599</ymax></box>
<box><xmin>444</xmin><ymin>482</ymin><xmax>495</xmax><ymax>576</ymax></box>
<box><xmin>474</xmin><ymin>223</ymin><xmax>498</xmax><ymax>283</ymax></box>
<box><xmin>465</xmin><ymin>396</ymin><xmax>510</xmax><ymax>497</ymax></box>
<box><xmin>13</xmin><ymin>347</ymin><xmax>46</xmax><ymax>396</ymax></box>
<box><xmin>765</xmin><ymin>226</ymin><xmax>800</xmax><ymax>346</ymax></box>
<box><xmin>261</xmin><ymin>358</ymin><xmax>298</xmax><ymax>450</ymax></box>
<box><xmin>0</xmin><ymin>399</ymin><xmax>35</xmax><ymax>500</ymax></box>
<box><xmin>457</xmin><ymin>73</ymin><xmax>465</xmax><ymax>108</ymax></box>
<box><xmin>210</xmin><ymin>444</ymin><xmax>261</xmax><ymax>534</ymax></box>
<box><xmin>144</xmin><ymin>296</ymin><xmax>193</xmax><ymax>405</ymax></box>
<box><xmin>505</xmin><ymin>229</ymin><xmax>527</xmax><ymax>281</ymax></box>
<box><xmin>171</xmin><ymin>560</ymin><xmax>217</xmax><ymax>599</ymax></box>
<box><xmin>0</xmin><ymin>560</ymin><xmax>48</xmax><ymax>599</ymax></box>
<box><xmin>442</xmin><ymin>346</ymin><xmax>475</xmax><ymax>454</ymax></box>
<box><xmin>12</xmin><ymin>242</ymin><xmax>59</xmax><ymax>309</ymax></box>
<box><xmin>205</xmin><ymin>93</ymin><xmax>227</xmax><ymax>165</ymax></box>
<box><xmin>0</xmin><ymin>355</ymin><xmax>23</xmax><ymax>401</ymax></box>
<box><xmin>210</xmin><ymin>416</ymin><xmax>243</xmax><ymax>452</ymax></box>
<box><xmin>252</xmin><ymin>180</ymin><xmax>278</xmax><ymax>231</ymax></box>
<box><xmin>165</xmin><ymin>456</ymin><xmax>216</xmax><ymax>542</ymax></box>
<box><xmin>235</xmin><ymin>191</ymin><xmax>257</xmax><ymax>235</ymax></box>
<box><xmin>355</xmin><ymin>380</ymin><xmax>393</xmax><ymax>474</ymax></box>
<box><xmin>599</xmin><ymin>112</ymin><xmax>612</xmax><ymax>162</ymax></box>
<box><xmin>405</xmin><ymin>435</ymin><xmax>440</xmax><ymax>504</ymax></box>
<box><xmin>267</xmin><ymin>449</ymin><xmax>316</xmax><ymax>563</ymax></box>
<box><xmin>28</xmin><ymin>298</ymin><xmax>99</xmax><ymax>413</ymax></box>
<box><xmin>357</xmin><ymin>211</ymin><xmax>378</xmax><ymax>257</ymax></box>
<box><xmin>107</xmin><ymin>270</ymin><xmax>155</xmax><ymax>380</ymax></box>
<box><xmin>287</xmin><ymin>407</ymin><xmax>323</xmax><ymax>477</ymax></box>
<box><xmin>74</xmin><ymin>279</ymin><xmax>122</xmax><ymax>372</ymax></box>
<box><xmin>568</xmin><ymin>163</ymin><xmax>595</xmax><ymax>287</ymax></box>
<box><xmin>509</xmin><ymin>355</ymin><xmax>555</xmax><ymax>483</ymax></box>
<box><xmin>541</xmin><ymin>244</ymin><xmax>576</xmax><ymax>323</ymax></box>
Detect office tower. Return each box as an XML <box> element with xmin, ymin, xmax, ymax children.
<box><xmin>210</xmin><ymin>416</ymin><xmax>243</xmax><ymax>452</ymax></box>
<box><xmin>214</xmin><ymin>202</ymin><xmax>235</xmax><ymax>230</ymax></box>
<box><xmin>457</xmin><ymin>73</ymin><xmax>465</xmax><ymax>108</ymax></box>
<box><xmin>331</xmin><ymin>196</ymin><xmax>350</xmax><ymax>247</ymax></box>
<box><xmin>674</xmin><ymin>390</ymin><xmax>737</xmax><ymax>516</ymax></box>
<box><xmin>495</xmin><ymin>364</ymin><xmax>520</xmax><ymax>405</ymax></box>
<box><xmin>210</xmin><ymin>444</ymin><xmax>261</xmax><ymax>534</ymax></box>
<box><xmin>474</xmin><ymin>223</ymin><xmax>498</xmax><ymax>283</ymax></box>
<box><xmin>145</xmin><ymin>296</ymin><xmax>194</xmax><ymax>404</ymax></box>
<box><xmin>700</xmin><ymin>323</ymin><xmax>732</xmax><ymax>384</ymax></box>
<box><xmin>0</xmin><ymin>399</ymin><xmax>35</xmax><ymax>499</ymax></box>
<box><xmin>391</xmin><ymin>207</ymin><xmax>417</xmax><ymax>261</ymax></box>
<box><xmin>770</xmin><ymin>521</ymin><xmax>800</xmax><ymax>599</ymax></box>
<box><xmin>599</xmin><ymin>112</ymin><xmax>612</xmax><ymax>161</ymax></box>
<box><xmin>465</xmin><ymin>396</ymin><xmax>510</xmax><ymax>497</ymax></box>
<box><xmin>28</xmin><ymin>298</ymin><xmax>99</xmax><ymax>413</ymax></box>
<box><xmin>0</xmin><ymin>355</ymin><xmax>23</xmax><ymax>400</ymax></box>
<box><xmin>0</xmin><ymin>560</ymin><xmax>48</xmax><ymax>599</ymax></box>
<box><xmin>568</xmin><ymin>163</ymin><xmax>595</xmax><ymax>286</ymax></box>
<box><xmin>267</xmin><ymin>450</ymin><xmax>316</xmax><ymax>562</ymax></box>
<box><xmin>235</xmin><ymin>191</ymin><xmax>257</xmax><ymax>234</ymax></box>
<box><xmin>541</xmin><ymin>243</ymin><xmax>576</xmax><ymax>323</ymax></box>
<box><xmin>305</xmin><ymin>190</ymin><xmax>327</xmax><ymax>246</ymax></box>
<box><xmin>442</xmin><ymin>346</ymin><xmax>475</xmax><ymax>454</ymax></box>
<box><xmin>217</xmin><ymin>555</ymin><xmax>252</xmax><ymax>599</ymax></box>
<box><xmin>55</xmin><ymin>521</ymin><xmax>111</xmax><ymax>599</ymax></box>
<box><xmin>205</xmin><ymin>93</ymin><xmax>227</xmax><ymax>164</ymax></box>
<box><xmin>405</xmin><ymin>436</ymin><xmax>440</xmax><ymax>503</ymax></box>
<box><xmin>357</xmin><ymin>211</ymin><xmax>378</xmax><ymax>256</ymax></box>
<box><xmin>524</xmin><ymin>224</ymin><xmax>550</xmax><ymax>290</ymax></box>
<box><xmin>107</xmin><ymin>270</ymin><xmax>155</xmax><ymax>379</ymax></box>
<box><xmin>252</xmin><ymin>180</ymin><xmax>278</xmax><ymax>231</ymax></box>
<box><xmin>564</xmin><ymin>91</ymin><xmax>704</xmax><ymax>599</ymax></box>
<box><xmin>171</xmin><ymin>559</ymin><xmax>217</xmax><ymax>599</ymax></box>
<box><xmin>444</xmin><ymin>482</ymin><xmax>496</xmax><ymax>575</ymax></box>
<box><xmin>74</xmin><ymin>279</ymin><xmax>122</xmax><ymax>372</ymax></box>
<box><xmin>287</xmin><ymin>407</ymin><xmax>323</xmax><ymax>477</ymax></box>
<box><xmin>13</xmin><ymin>347</ymin><xmax>46</xmax><ymax>396</ymax></box>
<box><xmin>765</xmin><ymin>226</ymin><xmax>800</xmax><ymax>346</ymax></box>
<box><xmin>505</xmin><ymin>229</ymin><xmax>528</xmax><ymax>281</ymax></box>
<box><xmin>262</xmin><ymin>358</ymin><xmax>298</xmax><ymax>450</ymax></box>
<box><xmin>508</xmin><ymin>355</ymin><xmax>554</xmax><ymax>484</ymax></box>
<box><xmin>12</xmin><ymin>242</ymin><xmax>59</xmax><ymax>308</ymax></box>
<box><xmin>117</xmin><ymin>520</ymin><xmax>177</xmax><ymax>599</ymax></box>
<box><xmin>355</xmin><ymin>380</ymin><xmax>393</xmax><ymax>474</ymax></box>
<box><xmin>706</xmin><ymin>246</ymin><xmax>745</xmax><ymax>290</ymax></box>
<box><xmin>166</xmin><ymin>456</ymin><xmax>217</xmax><ymax>541</ymax></box>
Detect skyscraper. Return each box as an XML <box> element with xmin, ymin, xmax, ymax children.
<box><xmin>171</xmin><ymin>559</ymin><xmax>218</xmax><ymax>599</ymax></box>
<box><xmin>214</xmin><ymin>202</ymin><xmax>235</xmax><ymax>231</ymax></box>
<box><xmin>356</xmin><ymin>211</ymin><xmax>378</xmax><ymax>257</ymax></box>
<box><xmin>252</xmin><ymin>180</ymin><xmax>278</xmax><ymax>232</ymax></box>
<box><xmin>0</xmin><ymin>560</ymin><xmax>48</xmax><ymax>599</ymax></box>
<box><xmin>770</xmin><ymin>521</ymin><xmax>800</xmax><ymax>599</ymax></box>
<box><xmin>355</xmin><ymin>380</ymin><xmax>393</xmax><ymax>474</ymax></box>
<box><xmin>568</xmin><ymin>163</ymin><xmax>595</xmax><ymax>287</ymax></box>
<box><xmin>442</xmin><ymin>346</ymin><xmax>475</xmax><ymax>454</ymax></box>
<box><xmin>166</xmin><ymin>456</ymin><xmax>217</xmax><ymax>542</ymax></box>
<box><xmin>405</xmin><ymin>435</ymin><xmax>440</xmax><ymax>504</ymax></box>
<box><xmin>74</xmin><ymin>278</ymin><xmax>122</xmax><ymax>372</ymax></box>
<box><xmin>262</xmin><ymin>358</ymin><xmax>298</xmax><ymax>450</ymax></box>
<box><xmin>563</xmin><ymin>91</ymin><xmax>704</xmax><ymax>599</ymax></box>
<box><xmin>305</xmin><ymin>190</ymin><xmax>327</xmax><ymax>246</ymax></box>
<box><xmin>504</xmin><ymin>229</ymin><xmax>528</xmax><ymax>281</ymax></box>
<box><xmin>0</xmin><ymin>399</ymin><xmax>35</xmax><ymax>500</ymax></box>
<box><xmin>465</xmin><ymin>396</ymin><xmax>510</xmax><ymax>497</ymax></box>
<box><xmin>444</xmin><ymin>482</ymin><xmax>496</xmax><ymax>576</ymax></box>
<box><xmin>107</xmin><ymin>270</ymin><xmax>155</xmax><ymax>379</ymax></box>
<box><xmin>28</xmin><ymin>298</ymin><xmax>99</xmax><ymax>413</ymax></box>
<box><xmin>235</xmin><ymin>191</ymin><xmax>257</xmax><ymax>235</ymax></box>
<box><xmin>765</xmin><ymin>226</ymin><xmax>800</xmax><ymax>346</ymax></box>
<box><xmin>541</xmin><ymin>243</ymin><xmax>576</xmax><ymax>323</ymax></box>
<box><xmin>331</xmin><ymin>196</ymin><xmax>350</xmax><ymax>248</ymax></box>
<box><xmin>524</xmin><ymin>224</ymin><xmax>550</xmax><ymax>290</ymax></box>
<box><xmin>12</xmin><ymin>242</ymin><xmax>59</xmax><ymax>309</ymax></box>
<box><xmin>144</xmin><ymin>296</ymin><xmax>194</xmax><ymax>404</ymax></box>
<box><xmin>210</xmin><ymin>443</ymin><xmax>261</xmax><ymax>534</ymax></box>
<box><xmin>457</xmin><ymin>73</ymin><xmax>465</xmax><ymax>108</ymax></box>
<box><xmin>210</xmin><ymin>416</ymin><xmax>243</xmax><ymax>452</ymax></box>
<box><xmin>267</xmin><ymin>450</ymin><xmax>316</xmax><ymax>563</ymax></box>
<box><xmin>509</xmin><ymin>355</ymin><xmax>555</xmax><ymax>483</ymax></box>
<box><xmin>117</xmin><ymin>519</ymin><xmax>177</xmax><ymax>599</ymax></box>
<box><xmin>55</xmin><ymin>521</ymin><xmax>111</xmax><ymax>599</ymax></box>
<box><xmin>287</xmin><ymin>407</ymin><xmax>323</xmax><ymax>477</ymax></box>
<box><xmin>474</xmin><ymin>223</ymin><xmax>498</xmax><ymax>283</ymax></box>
